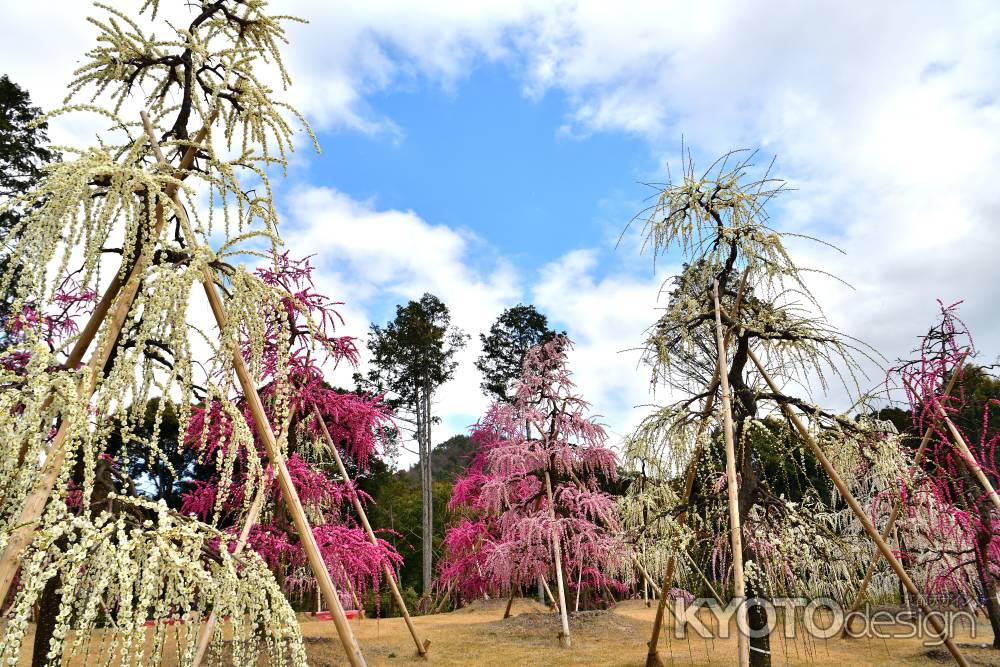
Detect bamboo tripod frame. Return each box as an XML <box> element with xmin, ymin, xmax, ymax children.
<box><xmin>644</xmin><ymin>280</ymin><xmax>972</xmax><ymax>667</ymax></box>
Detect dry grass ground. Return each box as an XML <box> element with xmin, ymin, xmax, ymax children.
<box><xmin>6</xmin><ymin>598</ymin><xmax>1000</xmax><ymax>666</ymax></box>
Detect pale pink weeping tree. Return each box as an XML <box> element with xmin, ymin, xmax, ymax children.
<box><xmin>440</xmin><ymin>336</ymin><xmax>626</xmax><ymax>645</ymax></box>
<box><xmin>182</xmin><ymin>255</ymin><xmax>402</xmax><ymax>609</ymax></box>
<box><xmin>891</xmin><ymin>302</ymin><xmax>1000</xmax><ymax>646</ymax></box>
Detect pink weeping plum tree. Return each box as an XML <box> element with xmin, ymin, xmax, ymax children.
<box><xmin>440</xmin><ymin>335</ymin><xmax>627</xmax><ymax>645</ymax></box>
<box><xmin>891</xmin><ymin>301</ymin><xmax>1000</xmax><ymax>646</ymax></box>
<box><xmin>181</xmin><ymin>254</ymin><xmax>402</xmax><ymax>609</ymax></box>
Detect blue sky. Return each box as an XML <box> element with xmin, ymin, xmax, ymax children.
<box><xmin>4</xmin><ymin>0</ymin><xmax>1000</xmax><ymax>466</ymax></box>
<box><xmin>302</xmin><ymin>62</ymin><xmax>656</xmax><ymax>301</ymax></box>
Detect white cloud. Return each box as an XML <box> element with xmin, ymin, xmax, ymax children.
<box><xmin>280</xmin><ymin>188</ymin><xmax>666</xmax><ymax>464</ymax></box>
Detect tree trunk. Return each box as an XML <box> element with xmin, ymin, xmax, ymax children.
<box><xmin>504</xmin><ymin>592</ymin><xmax>516</xmax><ymax>619</ymax></box>
<box><xmin>420</xmin><ymin>384</ymin><xmax>434</xmax><ymax>595</ymax></box>
<box><xmin>31</xmin><ymin>574</ymin><xmax>60</xmax><ymax>667</ymax></box>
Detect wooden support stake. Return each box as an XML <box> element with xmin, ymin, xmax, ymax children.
<box><xmin>433</xmin><ymin>580</ymin><xmax>454</xmax><ymax>614</ymax></box>
<box><xmin>747</xmin><ymin>345</ymin><xmax>970</xmax><ymax>667</ymax></box>
<box><xmin>140</xmin><ymin>113</ymin><xmax>367</xmax><ymax>667</ymax></box>
<box><xmin>0</xmin><ymin>116</ymin><xmax>217</xmax><ymax>604</ymax></box>
<box><xmin>504</xmin><ymin>592</ymin><xmax>516</xmax><ymax>619</ymax></box>
<box><xmin>844</xmin><ymin>369</ymin><xmax>962</xmax><ymax>630</ymax></box>
<box><xmin>544</xmin><ymin>469</ymin><xmax>572</xmax><ymax>648</ymax></box>
<box><xmin>647</xmin><ymin>272</ymin><xmax>748</xmax><ymax>667</ymax></box>
<box><xmin>541</xmin><ymin>577</ymin><xmax>557</xmax><ymax>609</ymax></box>
<box><xmin>712</xmin><ymin>280</ymin><xmax>750</xmax><ymax>667</ymax></box>
<box><xmin>313</xmin><ymin>407</ymin><xmax>430</xmax><ymax>656</ymax></box>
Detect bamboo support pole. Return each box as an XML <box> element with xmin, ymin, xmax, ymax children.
<box><xmin>342</xmin><ymin>565</ymin><xmax>363</xmax><ymax>614</ymax></box>
<box><xmin>711</xmin><ymin>280</ymin><xmax>750</xmax><ymax>667</ymax></box>
<box><xmin>574</xmin><ymin>566</ymin><xmax>583</xmax><ymax>613</ymax></box>
<box><xmin>544</xmin><ymin>469</ymin><xmax>572</xmax><ymax>648</ymax></box>
<box><xmin>646</xmin><ymin>273</ymin><xmax>750</xmax><ymax>667</ymax></box>
<box><xmin>0</xmin><ymin>116</ymin><xmax>216</xmax><ymax>605</ymax></box>
<box><xmin>630</xmin><ymin>554</ymin><xmax>662</xmax><ymax>597</ymax></box>
<box><xmin>682</xmin><ymin>550</ymin><xmax>723</xmax><ymax>605</ymax></box>
<box><xmin>140</xmin><ymin>113</ymin><xmax>367</xmax><ymax>667</ymax></box>
<box><xmin>192</xmin><ymin>486</ymin><xmax>267</xmax><ymax>666</ymax></box>
<box><xmin>936</xmin><ymin>407</ymin><xmax>1000</xmax><ymax>516</ymax></box>
<box><xmin>844</xmin><ymin>369</ymin><xmax>962</xmax><ymax>630</ymax></box>
<box><xmin>747</xmin><ymin>346</ymin><xmax>970</xmax><ymax>667</ymax></box>
<box><xmin>541</xmin><ymin>577</ymin><xmax>557</xmax><ymax>609</ymax></box>
<box><xmin>433</xmin><ymin>580</ymin><xmax>454</xmax><ymax>614</ymax></box>
<box><xmin>313</xmin><ymin>407</ymin><xmax>430</xmax><ymax>656</ymax></box>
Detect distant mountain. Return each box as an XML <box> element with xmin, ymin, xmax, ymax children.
<box><xmin>402</xmin><ymin>434</ymin><xmax>476</xmax><ymax>483</ymax></box>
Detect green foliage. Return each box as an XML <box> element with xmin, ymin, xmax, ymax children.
<box><xmin>0</xmin><ymin>75</ymin><xmax>58</xmax><ymax>332</ymax></box>
<box><xmin>476</xmin><ymin>304</ymin><xmax>559</xmax><ymax>403</ymax></box>
<box><xmin>104</xmin><ymin>399</ymin><xmax>209</xmax><ymax>510</ymax></box>
<box><xmin>364</xmin><ymin>471</ymin><xmax>453</xmax><ymax>594</ymax></box>
<box><xmin>358</xmin><ymin>293</ymin><xmax>467</xmax><ymax>410</ymax></box>
<box><xmin>0</xmin><ymin>74</ymin><xmax>56</xmax><ymax>214</ymax></box>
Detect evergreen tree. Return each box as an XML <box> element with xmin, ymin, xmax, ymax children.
<box><xmin>476</xmin><ymin>304</ymin><xmax>559</xmax><ymax>403</ymax></box>
<box><xmin>358</xmin><ymin>293</ymin><xmax>467</xmax><ymax>593</ymax></box>
<box><xmin>0</xmin><ymin>75</ymin><xmax>57</xmax><ymax>338</ymax></box>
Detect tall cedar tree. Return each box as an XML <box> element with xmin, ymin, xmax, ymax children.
<box><xmin>358</xmin><ymin>293</ymin><xmax>467</xmax><ymax>593</ymax></box>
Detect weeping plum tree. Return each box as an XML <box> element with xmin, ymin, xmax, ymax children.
<box><xmin>0</xmin><ymin>1</ymin><xmax>360</xmax><ymax>664</ymax></box>
<box><xmin>181</xmin><ymin>254</ymin><xmax>402</xmax><ymax>608</ymax></box>
<box><xmin>359</xmin><ymin>293</ymin><xmax>467</xmax><ymax>594</ymax></box>
<box><xmin>889</xmin><ymin>302</ymin><xmax>1000</xmax><ymax>645</ymax></box>
<box><xmin>440</xmin><ymin>336</ymin><xmax>626</xmax><ymax>647</ymax></box>
<box><xmin>630</xmin><ymin>151</ymin><xmax>900</xmax><ymax>667</ymax></box>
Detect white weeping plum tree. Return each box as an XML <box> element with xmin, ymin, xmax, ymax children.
<box><xmin>628</xmin><ymin>150</ymin><xmax>971</xmax><ymax>667</ymax></box>
<box><xmin>0</xmin><ymin>2</ymin><xmax>371</xmax><ymax>666</ymax></box>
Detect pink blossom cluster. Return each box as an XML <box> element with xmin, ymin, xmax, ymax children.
<box><xmin>2</xmin><ymin>273</ymin><xmax>96</xmax><ymax>372</ymax></box>
<box><xmin>180</xmin><ymin>255</ymin><xmax>400</xmax><ymax>603</ymax></box>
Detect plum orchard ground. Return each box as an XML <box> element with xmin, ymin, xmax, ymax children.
<box><xmin>4</xmin><ymin>599</ymin><xmax>1000</xmax><ymax>666</ymax></box>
